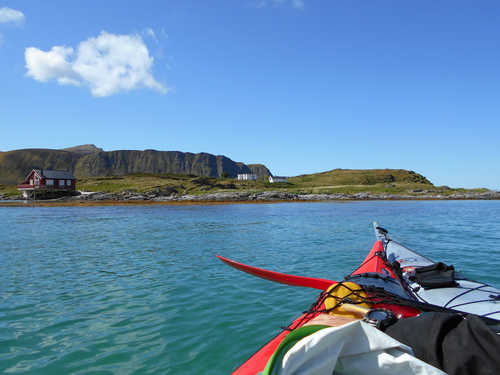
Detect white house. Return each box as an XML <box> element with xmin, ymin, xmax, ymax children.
<box><xmin>237</xmin><ymin>174</ymin><xmax>257</xmax><ymax>181</ymax></box>
<box><xmin>269</xmin><ymin>176</ymin><xmax>288</xmax><ymax>183</ymax></box>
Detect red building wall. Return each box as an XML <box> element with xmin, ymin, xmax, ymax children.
<box><xmin>18</xmin><ymin>170</ymin><xmax>76</xmax><ymax>190</ymax></box>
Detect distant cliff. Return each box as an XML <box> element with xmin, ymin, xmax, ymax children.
<box><xmin>248</xmin><ymin>164</ymin><xmax>272</xmax><ymax>178</ymax></box>
<box><xmin>0</xmin><ymin>146</ymin><xmax>272</xmax><ymax>185</ymax></box>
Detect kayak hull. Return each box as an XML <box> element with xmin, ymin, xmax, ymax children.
<box><xmin>221</xmin><ymin>222</ymin><xmax>500</xmax><ymax>374</ymax></box>
<box><xmin>224</xmin><ymin>241</ymin><xmax>418</xmax><ymax>374</ymax></box>
<box><xmin>231</xmin><ymin>312</ymin><xmax>317</xmax><ymax>375</ymax></box>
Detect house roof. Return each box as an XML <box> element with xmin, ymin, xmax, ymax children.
<box><xmin>34</xmin><ymin>169</ymin><xmax>76</xmax><ymax>180</ymax></box>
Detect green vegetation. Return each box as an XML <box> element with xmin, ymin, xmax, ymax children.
<box><xmin>0</xmin><ymin>147</ymin><xmax>491</xmax><ymax>200</ymax></box>
<box><xmin>77</xmin><ymin>173</ymin><xmax>242</xmax><ymax>195</ymax></box>
<box><xmin>74</xmin><ymin>174</ymin><xmax>289</xmax><ymax>196</ymax></box>
<box><xmin>290</xmin><ymin>169</ymin><xmax>431</xmax><ymax>186</ymax></box>
<box><xmin>0</xmin><ymin>184</ymin><xmax>19</xmax><ymax>197</ymax></box>
<box><xmin>72</xmin><ymin>169</ymin><xmax>491</xmax><ymax>197</ymax></box>
<box><xmin>0</xmin><ymin>169</ymin><xmax>492</xmax><ymax>199</ymax></box>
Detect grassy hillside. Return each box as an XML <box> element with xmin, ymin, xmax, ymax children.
<box><xmin>74</xmin><ymin>169</ymin><xmax>490</xmax><ymax>196</ymax></box>
<box><xmin>290</xmin><ymin>168</ymin><xmax>431</xmax><ymax>186</ymax></box>
<box><xmin>74</xmin><ymin>173</ymin><xmax>287</xmax><ymax>195</ymax></box>
<box><xmin>76</xmin><ymin>174</ymin><xmax>231</xmax><ymax>195</ymax></box>
<box><xmin>0</xmin><ymin>184</ymin><xmax>19</xmax><ymax>197</ymax></box>
<box><xmin>0</xmin><ymin>169</ymin><xmax>489</xmax><ymax>199</ymax></box>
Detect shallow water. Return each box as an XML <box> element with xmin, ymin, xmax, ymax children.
<box><xmin>1</xmin><ymin>201</ymin><xmax>500</xmax><ymax>374</ymax></box>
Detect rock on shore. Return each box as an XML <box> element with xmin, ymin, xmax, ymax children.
<box><xmin>55</xmin><ymin>190</ymin><xmax>500</xmax><ymax>202</ymax></box>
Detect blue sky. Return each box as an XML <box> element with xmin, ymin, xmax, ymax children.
<box><xmin>1</xmin><ymin>1</ymin><xmax>499</xmax><ymax>188</ymax></box>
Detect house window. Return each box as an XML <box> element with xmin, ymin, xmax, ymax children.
<box><xmin>66</xmin><ymin>180</ymin><xmax>71</xmax><ymax>186</ymax></box>
<box><xmin>46</xmin><ymin>179</ymin><xmax>54</xmax><ymax>186</ymax></box>
<box><xmin>30</xmin><ymin>179</ymin><xmax>33</xmax><ymax>185</ymax></box>
<box><xmin>34</xmin><ymin>175</ymin><xmax>39</xmax><ymax>186</ymax></box>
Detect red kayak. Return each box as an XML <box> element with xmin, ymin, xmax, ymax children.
<box><xmin>218</xmin><ymin>239</ymin><xmax>420</xmax><ymax>375</ymax></box>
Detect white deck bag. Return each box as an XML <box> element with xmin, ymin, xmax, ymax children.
<box><xmin>276</xmin><ymin>321</ymin><xmax>446</xmax><ymax>375</ymax></box>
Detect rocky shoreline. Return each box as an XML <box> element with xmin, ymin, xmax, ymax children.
<box><xmin>3</xmin><ymin>190</ymin><xmax>500</xmax><ymax>203</ymax></box>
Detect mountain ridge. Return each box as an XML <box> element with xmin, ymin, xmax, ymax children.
<box><xmin>0</xmin><ymin>146</ymin><xmax>272</xmax><ymax>185</ymax></box>
<box><xmin>61</xmin><ymin>144</ymin><xmax>104</xmax><ymax>154</ymax></box>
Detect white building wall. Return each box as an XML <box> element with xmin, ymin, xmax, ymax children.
<box><xmin>237</xmin><ymin>174</ymin><xmax>257</xmax><ymax>181</ymax></box>
<box><xmin>269</xmin><ymin>176</ymin><xmax>288</xmax><ymax>183</ymax></box>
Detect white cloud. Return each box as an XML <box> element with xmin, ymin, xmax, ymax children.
<box><xmin>25</xmin><ymin>31</ymin><xmax>167</xmax><ymax>97</ymax></box>
<box><xmin>255</xmin><ymin>0</ymin><xmax>304</xmax><ymax>10</ymax></box>
<box><xmin>144</xmin><ymin>27</ymin><xmax>158</xmax><ymax>43</ymax></box>
<box><xmin>25</xmin><ymin>46</ymin><xmax>78</xmax><ymax>84</ymax></box>
<box><xmin>0</xmin><ymin>7</ymin><xmax>25</xmax><ymax>24</ymax></box>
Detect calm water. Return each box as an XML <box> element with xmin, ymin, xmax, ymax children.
<box><xmin>1</xmin><ymin>201</ymin><xmax>500</xmax><ymax>374</ymax></box>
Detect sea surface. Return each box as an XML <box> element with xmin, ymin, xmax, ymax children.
<box><xmin>1</xmin><ymin>201</ymin><xmax>500</xmax><ymax>374</ymax></box>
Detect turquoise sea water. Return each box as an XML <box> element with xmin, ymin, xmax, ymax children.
<box><xmin>1</xmin><ymin>201</ymin><xmax>500</xmax><ymax>374</ymax></box>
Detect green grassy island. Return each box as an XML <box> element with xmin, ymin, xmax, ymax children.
<box><xmin>0</xmin><ymin>168</ymin><xmax>496</xmax><ymax>205</ymax></box>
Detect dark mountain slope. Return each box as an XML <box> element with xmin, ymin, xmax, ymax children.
<box><xmin>0</xmin><ymin>147</ymin><xmax>271</xmax><ymax>185</ymax></box>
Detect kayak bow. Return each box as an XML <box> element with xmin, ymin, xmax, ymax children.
<box><xmin>220</xmin><ymin>223</ymin><xmax>500</xmax><ymax>374</ymax></box>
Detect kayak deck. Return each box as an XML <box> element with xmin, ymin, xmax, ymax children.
<box><xmin>222</xmin><ymin>241</ymin><xmax>420</xmax><ymax>374</ymax></box>
<box><xmin>220</xmin><ymin>222</ymin><xmax>500</xmax><ymax>374</ymax></box>
<box><xmin>376</xmin><ymin>223</ymin><xmax>500</xmax><ymax>321</ymax></box>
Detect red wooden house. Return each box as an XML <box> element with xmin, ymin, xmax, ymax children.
<box><xmin>17</xmin><ymin>169</ymin><xmax>77</xmax><ymax>198</ymax></box>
